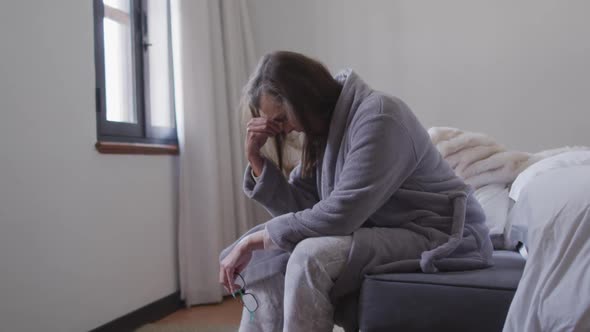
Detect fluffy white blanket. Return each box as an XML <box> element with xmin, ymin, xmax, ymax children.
<box><xmin>428</xmin><ymin>127</ymin><xmax>531</xmax><ymax>189</ymax></box>
<box><xmin>428</xmin><ymin>127</ymin><xmax>587</xmax><ymax>189</ymax></box>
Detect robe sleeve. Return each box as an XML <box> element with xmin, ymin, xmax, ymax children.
<box><xmin>243</xmin><ymin>157</ymin><xmax>319</xmax><ymax>217</ymax></box>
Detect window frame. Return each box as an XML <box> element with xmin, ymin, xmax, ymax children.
<box><xmin>93</xmin><ymin>0</ymin><xmax>178</xmax><ymax>147</ymax></box>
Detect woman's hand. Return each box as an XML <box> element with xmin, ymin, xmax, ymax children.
<box><xmin>219</xmin><ymin>230</ymin><xmax>266</xmax><ymax>294</ymax></box>
<box><xmin>245</xmin><ymin>118</ymin><xmax>282</xmax><ymax>176</ymax></box>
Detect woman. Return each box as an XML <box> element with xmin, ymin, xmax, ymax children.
<box><xmin>219</xmin><ymin>51</ymin><xmax>493</xmax><ymax>332</ymax></box>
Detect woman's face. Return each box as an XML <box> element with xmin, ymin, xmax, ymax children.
<box><xmin>258</xmin><ymin>93</ymin><xmax>303</xmax><ymax>134</ymax></box>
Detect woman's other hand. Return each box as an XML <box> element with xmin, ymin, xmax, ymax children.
<box><xmin>219</xmin><ymin>230</ymin><xmax>265</xmax><ymax>294</ymax></box>
<box><xmin>245</xmin><ymin>118</ymin><xmax>282</xmax><ymax>176</ymax></box>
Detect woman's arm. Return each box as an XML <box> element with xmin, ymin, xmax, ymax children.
<box><xmin>265</xmin><ymin>114</ymin><xmax>421</xmax><ymax>252</ymax></box>
<box><xmin>244</xmin><ymin>158</ymin><xmax>319</xmax><ymax>217</ymax></box>
<box><xmin>243</xmin><ymin>116</ymin><xmax>320</xmax><ymax>216</ymax></box>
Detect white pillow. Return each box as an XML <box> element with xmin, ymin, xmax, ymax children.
<box><xmin>474</xmin><ymin>184</ymin><xmax>510</xmax><ymax>249</ymax></box>
<box><xmin>510</xmin><ymin>150</ymin><xmax>590</xmax><ymax>201</ymax></box>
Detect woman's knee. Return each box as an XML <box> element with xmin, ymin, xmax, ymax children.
<box><xmin>291</xmin><ymin>236</ymin><xmax>324</xmax><ymax>256</ymax></box>
<box><xmin>286</xmin><ymin>236</ymin><xmax>352</xmax><ymax>275</ymax></box>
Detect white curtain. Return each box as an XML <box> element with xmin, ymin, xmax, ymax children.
<box><xmin>171</xmin><ymin>0</ymin><xmax>267</xmax><ymax>306</ymax></box>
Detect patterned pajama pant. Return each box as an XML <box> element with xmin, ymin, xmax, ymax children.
<box><xmin>239</xmin><ymin>228</ymin><xmax>432</xmax><ymax>332</ymax></box>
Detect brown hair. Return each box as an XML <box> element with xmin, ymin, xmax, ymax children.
<box><xmin>240</xmin><ymin>51</ymin><xmax>342</xmax><ymax>178</ymax></box>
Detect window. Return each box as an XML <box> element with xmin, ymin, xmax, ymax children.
<box><xmin>93</xmin><ymin>0</ymin><xmax>178</xmax><ymax>152</ymax></box>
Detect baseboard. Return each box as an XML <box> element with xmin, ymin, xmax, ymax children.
<box><xmin>89</xmin><ymin>291</ymin><xmax>182</xmax><ymax>332</ymax></box>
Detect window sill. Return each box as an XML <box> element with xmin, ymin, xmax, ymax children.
<box><xmin>95</xmin><ymin>141</ymin><xmax>179</xmax><ymax>155</ymax></box>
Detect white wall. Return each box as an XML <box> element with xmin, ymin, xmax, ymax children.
<box><xmin>247</xmin><ymin>0</ymin><xmax>590</xmax><ymax>151</ymax></box>
<box><xmin>0</xmin><ymin>1</ymin><xmax>178</xmax><ymax>331</ymax></box>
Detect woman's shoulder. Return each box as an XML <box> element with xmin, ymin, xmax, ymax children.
<box><xmin>350</xmin><ymin>92</ymin><xmax>432</xmax><ymax>155</ymax></box>
<box><xmin>353</xmin><ymin>92</ymin><xmax>419</xmax><ymax>131</ymax></box>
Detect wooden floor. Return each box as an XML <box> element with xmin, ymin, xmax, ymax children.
<box><xmin>155</xmin><ymin>297</ymin><xmax>242</xmax><ymax>326</ymax></box>
<box><xmin>148</xmin><ymin>298</ymin><xmax>345</xmax><ymax>332</ymax></box>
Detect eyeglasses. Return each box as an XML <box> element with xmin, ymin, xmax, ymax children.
<box><xmin>232</xmin><ymin>273</ymin><xmax>259</xmax><ymax>322</ymax></box>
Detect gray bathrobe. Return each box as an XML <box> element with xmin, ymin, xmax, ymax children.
<box><xmin>220</xmin><ymin>70</ymin><xmax>493</xmax><ymax>329</ymax></box>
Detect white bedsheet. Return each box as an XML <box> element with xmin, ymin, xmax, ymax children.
<box><xmin>503</xmin><ymin>166</ymin><xmax>590</xmax><ymax>332</ymax></box>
